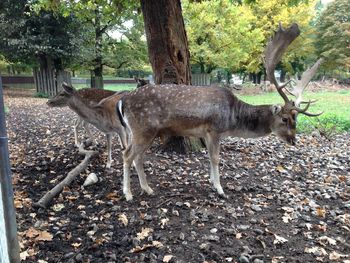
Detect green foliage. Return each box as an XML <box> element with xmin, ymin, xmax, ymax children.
<box><xmin>0</xmin><ymin>0</ymin><xmax>84</xmax><ymax>68</ymax></box>
<box><xmin>315</xmin><ymin>0</ymin><xmax>350</xmax><ymax>74</ymax></box>
<box><xmin>183</xmin><ymin>0</ymin><xmax>264</xmax><ymax>73</ymax></box>
<box><xmin>297</xmin><ymin>114</ymin><xmax>350</xmax><ymax>135</ymax></box>
<box><xmin>183</xmin><ymin>0</ymin><xmax>319</xmax><ymax>75</ymax></box>
<box><xmin>33</xmin><ymin>92</ymin><xmax>49</xmax><ymax>98</ymax></box>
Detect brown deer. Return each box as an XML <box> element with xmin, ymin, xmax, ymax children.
<box><xmin>47</xmin><ymin>86</ymin><xmax>128</xmax><ymax>169</ymax></box>
<box><xmin>47</xmin><ymin>88</ymin><xmax>115</xmax><ymax>146</ymax></box>
<box><xmin>117</xmin><ymin>23</ymin><xmax>323</xmax><ymax>201</ymax></box>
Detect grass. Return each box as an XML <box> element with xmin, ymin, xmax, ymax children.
<box><xmin>73</xmin><ymin>83</ymin><xmax>137</xmax><ymax>91</ymax></box>
<box><xmin>4</xmin><ymin>105</ymin><xmax>9</xmax><ymax>114</ymax></box>
<box><xmin>238</xmin><ymin>89</ymin><xmax>350</xmax><ymax>134</ymax></box>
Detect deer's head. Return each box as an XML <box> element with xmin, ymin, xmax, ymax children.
<box><xmin>47</xmin><ymin>83</ymin><xmax>76</xmax><ymax>107</ymax></box>
<box><xmin>264</xmin><ymin>23</ymin><xmax>322</xmax><ymax>145</ymax></box>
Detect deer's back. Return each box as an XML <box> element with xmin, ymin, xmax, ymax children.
<box><xmin>122</xmin><ymin>84</ymin><xmax>237</xmax><ymax>134</ymax></box>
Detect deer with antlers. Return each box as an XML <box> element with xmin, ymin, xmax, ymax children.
<box><xmin>117</xmin><ymin>23</ymin><xmax>323</xmax><ymax>201</ymax></box>
<box><xmin>47</xmin><ymin>85</ymin><xmax>129</xmax><ymax>169</ymax></box>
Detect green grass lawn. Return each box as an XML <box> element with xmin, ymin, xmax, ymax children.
<box><xmin>238</xmin><ymin>90</ymin><xmax>350</xmax><ymax>133</ymax></box>
<box><xmin>73</xmin><ymin>83</ymin><xmax>137</xmax><ymax>91</ymax></box>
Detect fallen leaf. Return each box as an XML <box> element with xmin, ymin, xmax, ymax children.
<box><xmin>20</xmin><ymin>251</ymin><xmax>29</xmax><ymax>260</ymax></box>
<box><xmin>160</xmin><ymin>218</ymin><xmax>169</xmax><ymax>228</ymax></box>
<box><xmin>316</xmin><ymin>207</ymin><xmax>326</xmax><ymax>218</ymax></box>
<box><xmin>52</xmin><ymin>203</ymin><xmax>65</xmax><ymax>212</ymax></box>
<box><xmin>163</xmin><ymin>255</ymin><xmax>174</xmax><ymax>262</ymax></box>
<box><xmin>318</xmin><ymin>236</ymin><xmax>337</xmax><ymax>246</ymax></box>
<box><xmin>236</xmin><ymin>233</ymin><xmax>242</xmax><ymax>239</ymax></box>
<box><xmin>35</xmin><ymin>231</ymin><xmax>53</xmax><ymax>242</ymax></box>
<box><xmin>72</xmin><ymin>242</ymin><xmax>81</xmax><ymax>248</ymax></box>
<box><xmin>25</xmin><ymin>227</ymin><xmax>40</xmax><ymax>238</ymax></box>
<box><xmin>329</xmin><ymin>251</ymin><xmax>348</xmax><ymax>260</ymax></box>
<box><xmin>271</xmin><ymin>256</ymin><xmax>284</xmax><ymax>263</ymax></box>
<box><xmin>276</xmin><ymin>165</ymin><xmax>286</xmax><ymax>173</ymax></box>
<box><xmin>305</xmin><ymin>246</ymin><xmax>328</xmax><ymax>256</ymax></box>
<box><xmin>274</xmin><ymin>234</ymin><xmax>288</xmax><ymax>245</ymax></box>
<box><xmin>118</xmin><ymin>214</ymin><xmax>128</xmax><ymax>226</ymax></box>
<box><xmin>136</xmin><ymin>227</ymin><xmax>153</xmax><ymax>241</ymax></box>
<box><xmin>130</xmin><ymin>240</ymin><xmax>163</xmax><ymax>253</ymax></box>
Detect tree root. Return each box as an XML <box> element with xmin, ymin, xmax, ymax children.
<box><xmin>33</xmin><ymin>145</ymin><xmax>98</xmax><ymax>209</ymax></box>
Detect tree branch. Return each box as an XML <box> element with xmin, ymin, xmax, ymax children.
<box><xmin>33</xmin><ymin>145</ymin><xmax>98</xmax><ymax>209</ymax></box>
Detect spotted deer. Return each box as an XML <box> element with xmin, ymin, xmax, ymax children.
<box><xmin>117</xmin><ymin>23</ymin><xmax>323</xmax><ymax>201</ymax></box>
<box><xmin>47</xmin><ymin>85</ymin><xmax>128</xmax><ymax>168</ymax></box>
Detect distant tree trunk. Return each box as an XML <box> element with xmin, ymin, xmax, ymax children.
<box><xmin>34</xmin><ymin>55</ymin><xmax>71</xmax><ymax>97</ymax></box>
<box><xmin>91</xmin><ymin>8</ymin><xmax>104</xmax><ymax>89</ymax></box>
<box><xmin>141</xmin><ymin>0</ymin><xmax>197</xmax><ymax>153</ymax></box>
<box><xmin>280</xmin><ymin>69</ymin><xmax>286</xmax><ymax>82</ymax></box>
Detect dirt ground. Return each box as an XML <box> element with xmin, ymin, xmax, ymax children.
<box><xmin>3</xmin><ymin>87</ymin><xmax>350</xmax><ymax>263</ymax></box>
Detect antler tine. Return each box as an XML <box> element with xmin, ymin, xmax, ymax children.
<box><xmin>289</xmin><ymin>58</ymin><xmax>324</xmax><ymax>106</ymax></box>
<box><xmin>263</xmin><ymin>23</ymin><xmax>300</xmax><ymax>103</ymax></box>
<box><xmin>292</xmin><ymin>100</ymin><xmax>323</xmax><ymax>117</ymax></box>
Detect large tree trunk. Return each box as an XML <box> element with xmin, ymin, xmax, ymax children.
<box><xmin>141</xmin><ymin>0</ymin><xmax>191</xmax><ymax>85</ymax></box>
<box><xmin>141</xmin><ymin>0</ymin><xmax>196</xmax><ymax>153</ymax></box>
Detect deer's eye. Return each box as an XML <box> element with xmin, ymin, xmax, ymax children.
<box><xmin>282</xmin><ymin>117</ymin><xmax>288</xmax><ymax>123</ymax></box>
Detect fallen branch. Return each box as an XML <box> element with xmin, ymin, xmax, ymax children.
<box><xmin>34</xmin><ymin>145</ymin><xmax>98</xmax><ymax>209</ymax></box>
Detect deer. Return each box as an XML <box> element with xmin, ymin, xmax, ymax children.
<box><xmin>47</xmin><ymin>88</ymin><xmax>116</xmax><ymax>147</ymax></box>
<box><xmin>116</xmin><ymin>23</ymin><xmax>323</xmax><ymax>201</ymax></box>
<box><xmin>47</xmin><ymin>85</ymin><xmax>129</xmax><ymax>169</ymax></box>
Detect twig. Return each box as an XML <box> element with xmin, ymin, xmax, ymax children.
<box><xmin>33</xmin><ymin>145</ymin><xmax>98</xmax><ymax>209</ymax></box>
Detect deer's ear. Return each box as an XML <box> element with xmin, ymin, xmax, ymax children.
<box><xmin>62</xmin><ymin>82</ymin><xmax>75</xmax><ymax>94</ymax></box>
<box><xmin>271</xmin><ymin>105</ymin><xmax>282</xmax><ymax>115</ymax></box>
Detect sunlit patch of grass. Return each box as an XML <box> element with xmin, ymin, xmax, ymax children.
<box><xmin>238</xmin><ymin>90</ymin><xmax>350</xmax><ymax>133</ymax></box>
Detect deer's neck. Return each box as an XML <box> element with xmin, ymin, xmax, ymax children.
<box><xmin>230</xmin><ymin>99</ymin><xmax>273</xmax><ymax>138</ymax></box>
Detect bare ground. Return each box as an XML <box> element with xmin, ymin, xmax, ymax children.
<box><xmin>3</xmin><ymin>89</ymin><xmax>350</xmax><ymax>263</ymax></box>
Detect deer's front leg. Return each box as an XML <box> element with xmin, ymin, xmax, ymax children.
<box><xmin>83</xmin><ymin>121</ymin><xmax>95</xmax><ymax>145</ymax></box>
<box><xmin>106</xmin><ymin>133</ymin><xmax>113</xmax><ymax>169</ymax></box>
<box><xmin>74</xmin><ymin>117</ymin><xmax>83</xmax><ymax>147</ymax></box>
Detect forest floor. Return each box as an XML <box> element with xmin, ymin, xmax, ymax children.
<box><xmin>3</xmin><ymin>87</ymin><xmax>350</xmax><ymax>263</ymax></box>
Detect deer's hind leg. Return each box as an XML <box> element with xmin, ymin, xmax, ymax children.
<box><xmin>205</xmin><ymin>132</ymin><xmax>226</xmax><ymax>197</ymax></box>
<box><xmin>122</xmin><ymin>133</ymin><xmax>155</xmax><ymax>201</ymax></box>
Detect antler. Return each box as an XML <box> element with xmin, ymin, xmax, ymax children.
<box><xmin>286</xmin><ymin>58</ymin><xmax>324</xmax><ymax>106</ymax></box>
<box><xmin>263</xmin><ymin>23</ymin><xmax>323</xmax><ymax>117</ymax></box>
<box><xmin>263</xmin><ymin>23</ymin><xmax>300</xmax><ymax>103</ymax></box>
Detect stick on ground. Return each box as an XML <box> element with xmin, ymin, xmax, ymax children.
<box><xmin>34</xmin><ymin>145</ymin><xmax>98</xmax><ymax>209</ymax></box>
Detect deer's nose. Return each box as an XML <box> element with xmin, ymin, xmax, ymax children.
<box><xmin>289</xmin><ymin>137</ymin><xmax>296</xmax><ymax>145</ymax></box>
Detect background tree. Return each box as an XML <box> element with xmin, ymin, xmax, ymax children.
<box><xmin>141</xmin><ymin>0</ymin><xmax>191</xmax><ymax>85</ymax></box>
<box><xmin>315</xmin><ymin>0</ymin><xmax>350</xmax><ymax>78</ymax></box>
<box><xmin>183</xmin><ymin>0</ymin><xmax>318</xmax><ymax>83</ymax></box>
<box><xmin>0</xmin><ymin>0</ymin><xmax>84</xmax><ymax>95</ymax></box>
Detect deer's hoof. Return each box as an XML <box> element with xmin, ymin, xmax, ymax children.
<box><xmin>124</xmin><ymin>192</ymin><xmax>133</xmax><ymax>201</ymax></box>
<box><xmin>141</xmin><ymin>186</ymin><xmax>154</xmax><ymax>196</ymax></box>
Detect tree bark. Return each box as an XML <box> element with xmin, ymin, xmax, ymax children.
<box><xmin>141</xmin><ymin>0</ymin><xmax>191</xmax><ymax>85</ymax></box>
<box><xmin>141</xmin><ymin>0</ymin><xmax>196</xmax><ymax>153</ymax></box>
